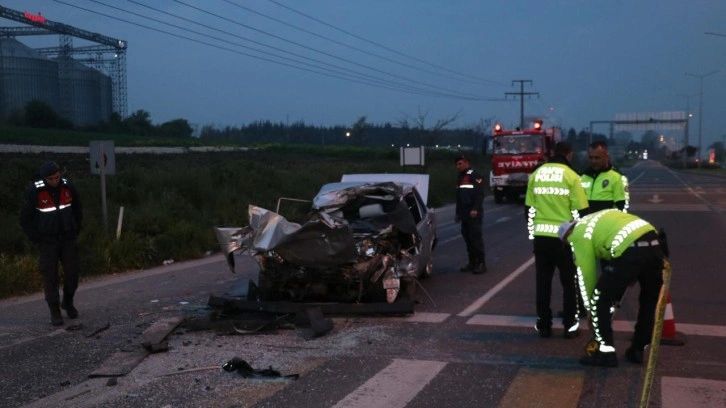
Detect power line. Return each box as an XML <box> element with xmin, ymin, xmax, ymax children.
<box><xmin>53</xmin><ymin>0</ymin><xmax>491</xmax><ymax>100</ymax></box>
<box><xmin>223</xmin><ymin>0</ymin><xmax>489</xmax><ymax>86</ymax></box>
<box><xmin>505</xmin><ymin>80</ymin><xmax>539</xmax><ymax>129</ymax></box>
<box><xmin>266</xmin><ymin>0</ymin><xmax>504</xmax><ymax>87</ymax></box>
<box><xmin>171</xmin><ymin>0</ymin><xmax>488</xmax><ymax>100</ymax></box>
<box><xmin>50</xmin><ymin>0</ymin><xmax>434</xmax><ymax>95</ymax></box>
<box><xmin>117</xmin><ymin>0</ymin><xmax>473</xmax><ymax>99</ymax></box>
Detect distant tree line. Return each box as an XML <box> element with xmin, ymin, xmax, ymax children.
<box><xmin>3</xmin><ymin>100</ymin><xmax>193</xmax><ymax>139</ymax></box>
<box><xmin>6</xmin><ymin>99</ymin><xmax>715</xmax><ymax>162</ymax></box>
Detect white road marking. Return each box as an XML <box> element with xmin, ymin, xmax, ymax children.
<box><xmin>457</xmin><ymin>257</ymin><xmax>535</xmax><ymax>317</ymax></box>
<box><xmin>332</xmin><ymin>359</ymin><xmax>446</xmax><ymax>408</ymax></box>
<box><xmin>661</xmin><ymin>377</ymin><xmax>726</xmax><ymax>408</ymax></box>
<box><xmin>464</xmin><ymin>314</ymin><xmax>726</xmax><ymax>337</ymax></box>
<box><xmin>393</xmin><ymin>312</ymin><xmax>450</xmax><ymax>323</ymax></box>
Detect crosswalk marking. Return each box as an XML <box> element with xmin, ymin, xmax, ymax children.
<box><xmin>394</xmin><ymin>312</ymin><xmax>450</xmax><ymax>323</ymax></box>
<box><xmin>464</xmin><ymin>314</ymin><xmax>726</xmax><ymax>338</ymax></box>
<box><xmin>332</xmin><ymin>359</ymin><xmax>446</xmax><ymax>408</ymax></box>
<box><xmin>497</xmin><ymin>368</ymin><xmax>584</xmax><ymax>408</ymax></box>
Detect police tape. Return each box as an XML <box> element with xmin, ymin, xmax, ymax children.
<box><xmin>639</xmin><ymin>259</ymin><xmax>672</xmax><ymax>408</ymax></box>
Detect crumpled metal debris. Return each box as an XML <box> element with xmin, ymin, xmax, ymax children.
<box><xmin>215</xmin><ymin>179</ymin><xmax>433</xmax><ymax>304</ymax></box>
<box><xmin>222</xmin><ymin>357</ymin><xmax>299</xmax><ymax>380</ymax></box>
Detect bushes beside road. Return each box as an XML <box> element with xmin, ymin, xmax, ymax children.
<box><xmin>0</xmin><ymin>144</ymin><xmax>487</xmax><ymax>299</ymax></box>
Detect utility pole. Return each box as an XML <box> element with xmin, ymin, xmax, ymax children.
<box><xmin>685</xmin><ymin>70</ymin><xmax>719</xmax><ymax>167</ymax></box>
<box><xmin>505</xmin><ymin>80</ymin><xmax>539</xmax><ymax>129</ymax></box>
<box><xmin>677</xmin><ymin>93</ymin><xmax>698</xmax><ymax>167</ymax></box>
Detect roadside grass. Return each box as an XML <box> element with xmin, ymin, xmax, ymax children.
<box><xmin>0</xmin><ymin>135</ymin><xmax>487</xmax><ymax>299</ymax></box>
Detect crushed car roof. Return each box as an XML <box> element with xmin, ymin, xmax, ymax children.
<box><xmin>340</xmin><ymin>173</ymin><xmax>429</xmax><ymax>205</ymax></box>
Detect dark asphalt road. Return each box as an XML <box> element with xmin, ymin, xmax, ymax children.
<box><xmin>1</xmin><ymin>160</ymin><xmax>725</xmax><ymax>408</ymax></box>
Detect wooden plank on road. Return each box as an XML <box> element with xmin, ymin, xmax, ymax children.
<box><xmin>88</xmin><ymin>316</ymin><xmax>184</xmax><ymax>377</ymax></box>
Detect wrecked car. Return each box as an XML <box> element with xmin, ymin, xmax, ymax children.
<box><xmin>215</xmin><ymin>174</ymin><xmax>437</xmax><ymax>304</ymax></box>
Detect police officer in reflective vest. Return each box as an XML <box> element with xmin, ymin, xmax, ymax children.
<box><xmin>580</xmin><ymin>141</ymin><xmax>629</xmax><ymax>212</ymax></box>
<box><xmin>525</xmin><ymin>141</ymin><xmax>589</xmax><ymax>338</ymax></box>
<box><xmin>558</xmin><ymin>209</ymin><xmax>665</xmax><ymax>367</ymax></box>
<box><xmin>455</xmin><ymin>154</ymin><xmax>487</xmax><ymax>274</ymax></box>
<box><xmin>20</xmin><ymin>161</ymin><xmax>83</xmax><ymax>326</ymax></box>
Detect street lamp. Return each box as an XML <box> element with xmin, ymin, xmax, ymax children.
<box><xmin>685</xmin><ymin>70</ymin><xmax>719</xmax><ymax>167</ymax></box>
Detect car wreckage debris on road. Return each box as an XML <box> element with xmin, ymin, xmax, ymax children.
<box><xmin>214</xmin><ymin>174</ymin><xmax>437</xmax><ymax>309</ymax></box>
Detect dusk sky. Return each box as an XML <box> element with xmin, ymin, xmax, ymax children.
<box><xmin>3</xmin><ymin>1</ymin><xmax>726</xmax><ymax>150</ymax></box>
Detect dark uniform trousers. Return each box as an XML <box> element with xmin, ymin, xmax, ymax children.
<box><xmin>534</xmin><ymin>236</ymin><xmax>578</xmax><ymax>329</ymax></box>
<box><xmin>461</xmin><ymin>215</ymin><xmax>485</xmax><ymax>262</ymax></box>
<box><xmin>39</xmin><ymin>239</ymin><xmax>80</xmax><ymax>304</ymax></box>
<box><xmin>590</xmin><ymin>231</ymin><xmax>664</xmax><ymax>349</ymax></box>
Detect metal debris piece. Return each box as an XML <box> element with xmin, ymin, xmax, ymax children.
<box><xmin>222</xmin><ymin>357</ymin><xmax>299</xmax><ymax>380</ymax></box>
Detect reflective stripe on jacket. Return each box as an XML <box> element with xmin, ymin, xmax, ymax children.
<box><xmin>566</xmin><ymin>209</ymin><xmax>657</xmax><ymax>301</ymax></box>
<box><xmin>456</xmin><ymin>168</ymin><xmax>485</xmax><ymax>217</ymax></box>
<box><xmin>20</xmin><ymin>178</ymin><xmax>83</xmax><ymax>242</ymax></box>
<box><xmin>580</xmin><ymin>167</ymin><xmax>629</xmax><ymax>212</ymax></box>
<box><xmin>525</xmin><ymin>161</ymin><xmax>588</xmax><ymax>239</ymax></box>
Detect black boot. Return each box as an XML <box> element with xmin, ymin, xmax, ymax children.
<box><xmin>580</xmin><ymin>350</ymin><xmax>618</xmax><ymax>367</ymax></box>
<box><xmin>48</xmin><ymin>302</ymin><xmax>64</xmax><ymax>326</ymax></box>
<box><xmin>472</xmin><ymin>261</ymin><xmax>487</xmax><ymax>274</ymax></box>
<box><xmin>61</xmin><ymin>296</ymin><xmax>78</xmax><ymax>319</ymax></box>
<box><xmin>459</xmin><ymin>256</ymin><xmax>475</xmax><ymax>272</ymax></box>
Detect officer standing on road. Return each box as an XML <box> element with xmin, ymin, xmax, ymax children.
<box><xmin>20</xmin><ymin>161</ymin><xmax>83</xmax><ymax>326</ymax></box>
<box><xmin>580</xmin><ymin>140</ymin><xmax>629</xmax><ymax>212</ymax></box>
<box><xmin>558</xmin><ymin>209</ymin><xmax>666</xmax><ymax>367</ymax></box>
<box><xmin>525</xmin><ymin>141</ymin><xmax>589</xmax><ymax>338</ymax></box>
<box><xmin>455</xmin><ymin>154</ymin><xmax>487</xmax><ymax>274</ymax></box>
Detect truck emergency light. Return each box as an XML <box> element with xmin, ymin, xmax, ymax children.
<box><xmin>533</xmin><ymin>120</ymin><xmax>543</xmax><ymax>130</ymax></box>
<box><xmin>494</xmin><ymin>123</ymin><xmax>502</xmax><ymax>133</ymax></box>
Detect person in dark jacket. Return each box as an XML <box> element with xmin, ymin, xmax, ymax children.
<box><xmin>455</xmin><ymin>154</ymin><xmax>487</xmax><ymax>274</ymax></box>
<box><xmin>20</xmin><ymin>161</ymin><xmax>83</xmax><ymax>326</ymax></box>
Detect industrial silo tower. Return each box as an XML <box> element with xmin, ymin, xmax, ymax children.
<box><xmin>0</xmin><ymin>5</ymin><xmax>127</xmax><ymax>126</ymax></box>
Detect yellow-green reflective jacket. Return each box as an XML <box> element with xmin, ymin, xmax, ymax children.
<box><xmin>580</xmin><ymin>167</ymin><xmax>629</xmax><ymax>212</ymax></box>
<box><xmin>566</xmin><ymin>209</ymin><xmax>657</xmax><ymax>298</ymax></box>
<box><xmin>525</xmin><ymin>162</ymin><xmax>589</xmax><ymax>239</ymax></box>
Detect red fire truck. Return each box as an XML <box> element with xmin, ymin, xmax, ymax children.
<box><xmin>489</xmin><ymin>120</ymin><xmax>561</xmax><ymax>203</ymax></box>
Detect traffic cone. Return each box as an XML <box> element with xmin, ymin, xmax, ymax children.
<box><xmin>660</xmin><ymin>293</ymin><xmax>686</xmax><ymax>346</ymax></box>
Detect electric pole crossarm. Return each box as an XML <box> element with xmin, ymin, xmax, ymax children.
<box><xmin>505</xmin><ymin>80</ymin><xmax>539</xmax><ymax>129</ymax></box>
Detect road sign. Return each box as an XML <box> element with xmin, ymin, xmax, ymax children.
<box><xmin>90</xmin><ymin>140</ymin><xmax>116</xmax><ymax>175</ymax></box>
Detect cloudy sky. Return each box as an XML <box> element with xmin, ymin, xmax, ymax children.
<box><xmin>3</xmin><ymin>0</ymin><xmax>726</xmax><ymax>149</ymax></box>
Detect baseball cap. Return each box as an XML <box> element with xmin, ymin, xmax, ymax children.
<box><xmin>40</xmin><ymin>161</ymin><xmax>60</xmax><ymax>178</ymax></box>
<box><xmin>557</xmin><ymin>220</ymin><xmax>577</xmax><ymax>241</ymax></box>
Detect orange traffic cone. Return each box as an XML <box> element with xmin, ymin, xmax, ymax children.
<box><xmin>660</xmin><ymin>293</ymin><xmax>686</xmax><ymax>346</ymax></box>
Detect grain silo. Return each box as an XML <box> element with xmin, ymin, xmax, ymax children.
<box><xmin>0</xmin><ymin>37</ymin><xmax>60</xmax><ymax>120</ymax></box>
<box><xmin>0</xmin><ymin>5</ymin><xmax>128</xmax><ymax>122</ymax></box>
<box><xmin>55</xmin><ymin>56</ymin><xmax>113</xmax><ymax>126</ymax></box>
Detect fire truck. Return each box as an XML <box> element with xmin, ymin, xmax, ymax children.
<box><xmin>489</xmin><ymin>120</ymin><xmax>561</xmax><ymax>203</ymax></box>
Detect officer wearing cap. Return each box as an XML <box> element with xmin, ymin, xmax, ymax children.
<box><xmin>20</xmin><ymin>161</ymin><xmax>83</xmax><ymax>326</ymax></box>
<box><xmin>524</xmin><ymin>141</ymin><xmax>589</xmax><ymax>338</ymax></box>
<box><xmin>454</xmin><ymin>154</ymin><xmax>487</xmax><ymax>274</ymax></box>
<box><xmin>559</xmin><ymin>209</ymin><xmax>665</xmax><ymax>367</ymax></box>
